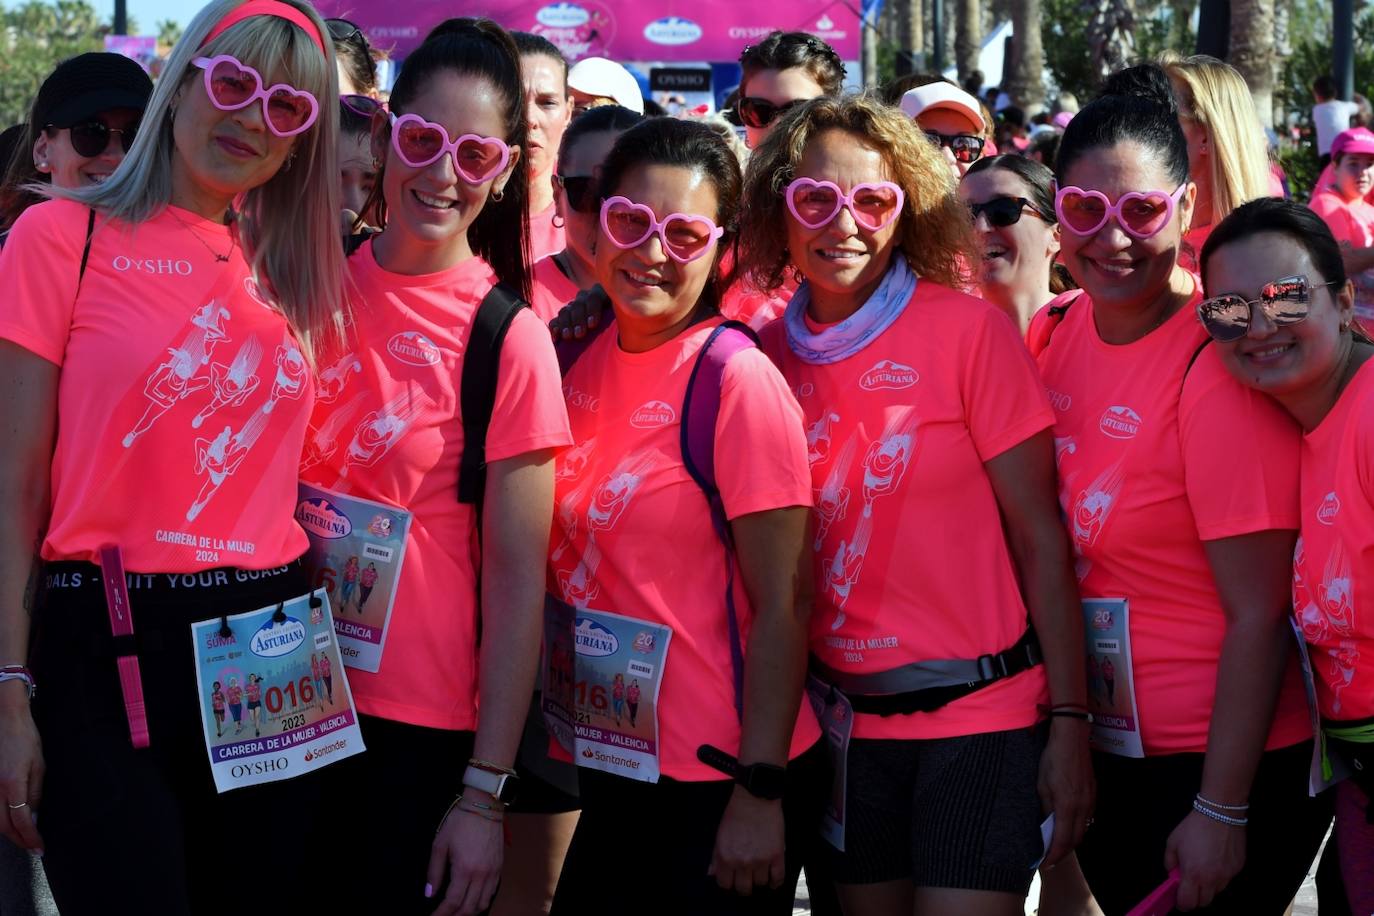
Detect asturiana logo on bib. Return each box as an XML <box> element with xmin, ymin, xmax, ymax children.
<box><xmin>860</xmin><ymin>360</ymin><xmax>918</xmax><ymax>391</ymax></box>
<box><xmin>644</xmin><ymin>16</ymin><xmax>702</xmax><ymax>45</ymax></box>
<box><xmin>630</xmin><ymin>399</ymin><xmax>676</xmax><ymax>428</ymax></box>
<box><xmin>250</xmin><ymin>617</ymin><xmax>307</xmax><ymax>659</ymax></box>
<box><xmin>573</xmin><ymin>617</ymin><xmax>619</xmax><ymax>657</ymax></box>
<box><xmin>1099</xmin><ymin>406</ymin><xmax>1141</xmax><ymax>439</ymax></box>
<box><xmin>536</xmin><ymin>1</ymin><xmax>589</xmax><ymax>27</ymax></box>
<box><xmin>1318</xmin><ymin>491</ymin><xmax>1341</xmax><ymax>525</ymax></box>
<box><xmin>295</xmin><ymin>497</ymin><xmax>352</xmax><ymax>539</ymax></box>
<box><xmin>387</xmin><ymin>331</ymin><xmax>442</xmax><ymax>367</ymax></box>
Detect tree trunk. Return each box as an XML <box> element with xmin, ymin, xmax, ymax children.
<box><xmin>1086</xmin><ymin>0</ymin><xmax>1136</xmax><ymax>86</ymax></box>
<box><xmin>955</xmin><ymin>0</ymin><xmax>981</xmax><ymax>84</ymax></box>
<box><xmin>1005</xmin><ymin>0</ymin><xmax>1045</xmax><ymax>113</ymax></box>
<box><xmin>894</xmin><ymin>0</ymin><xmax>924</xmax><ymax>77</ymax></box>
<box><xmin>1229</xmin><ymin>0</ymin><xmax>1275</xmax><ymax>128</ymax></box>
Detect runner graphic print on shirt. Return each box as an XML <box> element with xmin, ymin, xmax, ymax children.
<box><xmin>300</xmin><ymin>393</ymin><xmax>368</xmax><ymax>474</ymax></box>
<box><xmin>807</xmin><ymin>412</ymin><xmax>841</xmax><ymax>466</ymax></box>
<box><xmin>190</xmin><ymin>336</ymin><xmax>263</xmax><ymax>429</ymax></box>
<box><xmin>1069</xmin><ymin>460</ymin><xmax>1127</xmax><ymax>552</ymax></box>
<box><xmin>315</xmin><ymin>353</ymin><xmax>362</xmax><ymax>404</ymax></box>
<box><xmin>339</xmin><ymin>390</ymin><xmax>426</xmax><ymax>477</ymax></box>
<box><xmin>264</xmin><ymin>343</ymin><xmax>308</xmax><ymax>414</ymax></box>
<box><xmin>814</xmin><ymin>435</ymin><xmax>857</xmax><ymax>552</ymax></box>
<box><xmin>553</xmin><ymin>448</ymin><xmax>659</xmax><ymax>609</ymax></box>
<box><xmin>122</xmin><ymin>300</ymin><xmax>230</xmax><ymax>447</ymax></box>
<box><xmin>188</xmin><ymin>401</ymin><xmax>272</xmax><ymax>521</ymax></box>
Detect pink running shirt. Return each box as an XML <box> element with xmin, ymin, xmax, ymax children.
<box><xmin>528</xmin><ymin>201</ymin><xmax>566</xmax><ymax>263</ymax></box>
<box><xmin>1034</xmin><ymin>287</ymin><xmax>1310</xmax><ymax>754</ymax></box>
<box><xmin>530</xmin><ymin>254</ymin><xmax>580</xmax><ymax>322</ymax></box>
<box><xmin>549</xmin><ymin>318</ymin><xmax>820</xmax><ymax>780</ymax></box>
<box><xmin>0</xmin><ymin>200</ymin><xmax>313</xmax><ymax>572</ymax></box>
<box><xmin>1294</xmin><ymin>360</ymin><xmax>1374</xmax><ymax>722</ymax></box>
<box><xmin>300</xmin><ymin>242</ymin><xmax>571</xmax><ymax>730</ymax></box>
<box><xmin>1311</xmin><ymin>190</ymin><xmax>1374</xmax><ymax>322</ymax></box>
<box><xmin>762</xmin><ymin>283</ymin><xmax>1053</xmax><ymax>741</ymax></box>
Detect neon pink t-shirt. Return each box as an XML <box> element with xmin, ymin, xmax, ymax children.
<box><xmin>0</xmin><ymin>199</ymin><xmax>312</xmax><ymax>572</ymax></box>
<box><xmin>530</xmin><ymin>254</ymin><xmax>580</xmax><ymax>322</ymax></box>
<box><xmin>761</xmin><ymin>283</ymin><xmax>1053</xmax><ymax>740</ymax></box>
<box><xmin>1294</xmin><ymin>360</ymin><xmax>1374</xmax><ymax>722</ymax></box>
<box><xmin>301</xmin><ymin>243</ymin><xmax>572</xmax><ymax>730</ymax></box>
<box><xmin>212</xmin><ymin>690</ymin><xmax>225</xmax><ymax>711</ymax></box>
<box><xmin>343</xmin><ymin>561</ymin><xmax>359</xmax><ymax>583</ymax></box>
<box><xmin>721</xmin><ymin>280</ymin><xmax>794</xmax><ymax>332</ymax></box>
<box><xmin>549</xmin><ymin>317</ymin><xmax>821</xmax><ymax>780</ymax></box>
<box><xmin>1034</xmin><ymin>288</ymin><xmax>1310</xmax><ymax>754</ymax></box>
<box><xmin>245</xmin><ymin>681</ymin><xmax>261</xmax><ymax>703</ymax></box>
<box><xmin>528</xmin><ymin>201</ymin><xmax>565</xmax><ymax>263</ymax></box>
<box><xmin>360</xmin><ymin>566</ymin><xmax>379</xmax><ymax>588</ymax></box>
<box><xmin>1311</xmin><ymin>190</ymin><xmax>1374</xmax><ymax>321</ymax></box>
<box><xmin>227</xmin><ymin>684</ymin><xmax>243</xmax><ymax>705</ymax></box>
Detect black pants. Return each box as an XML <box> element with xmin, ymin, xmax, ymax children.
<box><xmin>551</xmin><ymin>741</ymin><xmax>828</xmax><ymax>916</ymax></box>
<box><xmin>1077</xmin><ymin>742</ymin><xmax>1332</xmax><ymax>915</ymax></box>
<box><xmin>314</xmin><ymin>714</ymin><xmax>477</xmax><ymax>913</ymax></box>
<box><xmin>30</xmin><ymin>560</ymin><xmax>335</xmax><ymax>916</ymax></box>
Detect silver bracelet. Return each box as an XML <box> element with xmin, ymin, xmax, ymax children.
<box><xmin>1192</xmin><ymin>798</ymin><xmax>1248</xmax><ymax>826</ymax></box>
<box><xmin>1195</xmin><ymin>793</ymin><xmax>1249</xmax><ymax>812</ymax></box>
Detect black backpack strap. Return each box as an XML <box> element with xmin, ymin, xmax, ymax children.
<box><xmin>458</xmin><ymin>282</ymin><xmax>530</xmax><ymax>518</ymax></box>
<box><xmin>344</xmin><ymin>230</ymin><xmax>376</xmax><ymax>257</ymax></box>
<box><xmin>77</xmin><ymin>207</ymin><xmax>96</xmax><ymax>289</ymax></box>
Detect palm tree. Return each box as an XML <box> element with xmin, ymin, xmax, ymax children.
<box><xmin>955</xmin><ymin>0</ymin><xmax>981</xmax><ymax>85</ymax></box>
<box><xmin>1005</xmin><ymin>0</ymin><xmax>1046</xmax><ymax>112</ymax></box>
<box><xmin>1230</xmin><ymin>0</ymin><xmax>1276</xmax><ymax>128</ymax></box>
<box><xmin>1086</xmin><ymin>0</ymin><xmax>1136</xmax><ymax>84</ymax></box>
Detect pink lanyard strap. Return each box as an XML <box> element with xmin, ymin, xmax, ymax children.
<box><xmin>98</xmin><ymin>545</ymin><xmax>149</xmax><ymax>749</ymax></box>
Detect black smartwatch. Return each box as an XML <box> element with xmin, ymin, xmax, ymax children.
<box><xmin>735</xmin><ymin>762</ymin><xmax>786</xmax><ymax>800</ymax></box>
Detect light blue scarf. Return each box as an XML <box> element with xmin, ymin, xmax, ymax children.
<box><xmin>784</xmin><ymin>257</ymin><xmax>916</xmax><ymax>365</ymax></box>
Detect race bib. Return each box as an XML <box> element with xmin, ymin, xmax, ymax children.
<box><xmin>541</xmin><ymin>595</ymin><xmax>672</xmax><ymax>783</ymax></box>
<box><xmin>294</xmin><ymin>482</ymin><xmax>412</xmax><ymax>672</ymax></box>
<box><xmin>1290</xmin><ymin>617</ymin><xmax>1352</xmax><ymax>794</ymax></box>
<box><xmin>1083</xmin><ymin>598</ymin><xmax>1144</xmax><ymax>757</ymax></box>
<box><xmin>805</xmin><ymin>675</ymin><xmax>853</xmax><ymax>851</ymax></box>
<box><xmin>191</xmin><ymin>589</ymin><xmax>365</xmax><ymax>792</ymax></box>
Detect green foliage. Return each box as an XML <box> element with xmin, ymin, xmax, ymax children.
<box><xmin>157</xmin><ymin>19</ymin><xmax>182</xmax><ymax>48</ymax></box>
<box><xmin>0</xmin><ymin>0</ymin><xmax>123</xmax><ymax>126</ymax></box>
<box><xmin>1042</xmin><ymin>0</ymin><xmax>1097</xmax><ymax>103</ymax></box>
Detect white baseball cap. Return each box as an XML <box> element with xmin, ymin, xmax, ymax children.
<box><xmin>567</xmin><ymin>57</ymin><xmax>645</xmax><ymax>115</ymax></box>
<box><xmin>899</xmin><ymin>83</ymin><xmax>985</xmax><ymax>132</ymax></box>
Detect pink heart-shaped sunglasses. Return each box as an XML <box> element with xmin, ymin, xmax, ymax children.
<box><xmin>388</xmin><ymin>113</ymin><xmax>511</xmax><ymax>185</ymax></box>
<box><xmin>192</xmin><ymin>55</ymin><xmax>319</xmax><ymax>138</ymax></box>
<box><xmin>1054</xmin><ymin>184</ymin><xmax>1187</xmax><ymax>239</ymax></box>
<box><xmin>599</xmin><ymin>196</ymin><xmax>724</xmax><ymax>264</ymax></box>
<box><xmin>784</xmin><ymin>177</ymin><xmax>905</xmax><ymax>232</ymax></box>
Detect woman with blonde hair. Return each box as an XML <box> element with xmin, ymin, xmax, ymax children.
<box><xmin>0</xmin><ymin>1</ymin><xmax>345</xmax><ymax>912</ymax></box>
<box><xmin>1159</xmin><ymin>52</ymin><xmax>1277</xmax><ymax>271</ymax></box>
<box><xmin>739</xmin><ymin>94</ymin><xmax>1093</xmax><ymax>916</ymax></box>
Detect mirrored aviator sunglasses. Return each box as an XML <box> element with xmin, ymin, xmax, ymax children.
<box><xmin>66</xmin><ymin>121</ymin><xmax>136</xmax><ymax>158</ymax></box>
<box><xmin>924</xmin><ymin>130</ymin><xmax>985</xmax><ymax>164</ymax></box>
<box><xmin>1196</xmin><ymin>275</ymin><xmax>1339</xmax><ymax>342</ymax></box>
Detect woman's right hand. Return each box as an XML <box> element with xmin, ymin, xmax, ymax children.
<box><xmin>0</xmin><ymin>693</ymin><xmax>44</xmax><ymax>853</ymax></box>
<box><xmin>548</xmin><ymin>286</ymin><xmax>610</xmax><ymax>341</ymax></box>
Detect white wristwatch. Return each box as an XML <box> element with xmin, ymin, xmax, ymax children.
<box><xmin>462</xmin><ymin>764</ymin><xmax>519</xmax><ymax>804</ymax></box>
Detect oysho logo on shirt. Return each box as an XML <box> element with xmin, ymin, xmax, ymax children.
<box><xmin>1099</xmin><ymin>406</ymin><xmax>1142</xmax><ymax>439</ymax></box>
<box><xmin>630</xmin><ymin>399</ymin><xmax>676</xmax><ymax>428</ymax></box>
<box><xmin>1318</xmin><ymin>491</ymin><xmax>1341</xmax><ymax>526</ymax></box>
<box><xmin>386</xmin><ymin>331</ymin><xmax>442</xmax><ymax>367</ymax></box>
<box><xmin>112</xmin><ymin>255</ymin><xmax>193</xmax><ymax>276</ymax></box>
<box><xmin>563</xmin><ymin>384</ymin><xmax>600</xmax><ymax>413</ymax></box>
<box><xmin>859</xmin><ymin>359</ymin><xmax>918</xmax><ymax>391</ymax></box>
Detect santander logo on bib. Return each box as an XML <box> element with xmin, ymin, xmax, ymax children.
<box><xmin>387</xmin><ymin>331</ymin><xmax>442</xmax><ymax>367</ymax></box>
<box><xmin>860</xmin><ymin>359</ymin><xmax>918</xmax><ymax>391</ymax></box>
<box><xmin>630</xmin><ymin>400</ymin><xmax>676</xmax><ymax>428</ymax></box>
<box><xmin>1318</xmin><ymin>491</ymin><xmax>1341</xmax><ymax>525</ymax></box>
<box><xmin>1099</xmin><ymin>406</ymin><xmax>1142</xmax><ymax>439</ymax></box>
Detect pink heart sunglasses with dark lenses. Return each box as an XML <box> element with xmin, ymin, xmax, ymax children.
<box><xmin>388</xmin><ymin>113</ymin><xmax>511</xmax><ymax>185</ymax></box>
<box><xmin>1054</xmin><ymin>184</ymin><xmax>1187</xmax><ymax>240</ymax></box>
<box><xmin>192</xmin><ymin>55</ymin><xmax>319</xmax><ymax>137</ymax></box>
<box><xmin>599</xmin><ymin>196</ymin><xmax>724</xmax><ymax>264</ymax></box>
<box><xmin>784</xmin><ymin>177</ymin><xmax>905</xmax><ymax>232</ymax></box>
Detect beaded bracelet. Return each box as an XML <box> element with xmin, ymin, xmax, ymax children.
<box><xmin>1191</xmin><ymin>798</ymin><xmax>1248</xmax><ymax>826</ymax></box>
<box><xmin>1195</xmin><ymin>793</ymin><xmax>1249</xmax><ymax>812</ymax></box>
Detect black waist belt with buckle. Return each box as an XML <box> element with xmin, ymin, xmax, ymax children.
<box><xmin>809</xmin><ymin>628</ymin><xmax>1043</xmax><ymax>717</ymax></box>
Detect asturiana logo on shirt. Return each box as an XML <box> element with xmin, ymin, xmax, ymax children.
<box><xmin>295</xmin><ymin>497</ymin><xmax>352</xmax><ymax>539</ymax></box>
<box><xmin>859</xmin><ymin>359</ymin><xmax>919</xmax><ymax>391</ymax></box>
<box><xmin>630</xmin><ymin>400</ymin><xmax>676</xmax><ymax>428</ymax></box>
<box><xmin>1098</xmin><ymin>406</ymin><xmax>1142</xmax><ymax>439</ymax></box>
<box><xmin>573</xmin><ymin>617</ymin><xmax>619</xmax><ymax>657</ymax></box>
<box><xmin>249</xmin><ymin>617</ymin><xmax>307</xmax><ymax>659</ymax></box>
<box><xmin>1318</xmin><ymin>491</ymin><xmax>1341</xmax><ymax>526</ymax></box>
<box><xmin>386</xmin><ymin>331</ymin><xmax>442</xmax><ymax>367</ymax></box>
<box><xmin>112</xmin><ymin>255</ymin><xmax>193</xmax><ymax>276</ymax></box>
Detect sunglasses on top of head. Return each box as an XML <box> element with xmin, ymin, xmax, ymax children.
<box><xmin>737</xmin><ymin>96</ymin><xmax>808</xmax><ymax>129</ymax></box>
<box><xmin>968</xmin><ymin>196</ymin><xmax>1048</xmax><ymax>228</ymax></box>
<box><xmin>1196</xmin><ymin>275</ymin><xmax>1341</xmax><ymax>342</ymax></box>
<box><xmin>192</xmin><ymin>54</ymin><xmax>319</xmax><ymax>137</ymax></box>
<box><xmin>388</xmin><ymin>112</ymin><xmax>511</xmax><ymax>184</ymax></box>
<box><xmin>53</xmin><ymin>120</ymin><xmax>138</xmax><ymax>158</ymax></box>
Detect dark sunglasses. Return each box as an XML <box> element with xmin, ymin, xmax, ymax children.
<box><xmin>923</xmin><ymin>130</ymin><xmax>985</xmax><ymax>164</ymax></box>
<box><xmin>738</xmin><ymin>96</ymin><xmax>806</xmax><ymax>130</ymax></box>
<box><xmin>341</xmin><ymin>94</ymin><xmax>384</xmax><ymax>118</ymax></box>
<box><xmin>1197</xmin><ymin>275</ymin><xmax>1341</xmax><ymax>342</ymax></box>
<box><xmin>555</xmin><ymin>173</ymin><xmax>597</xmax><ymax>213</ymax></box>
<box><xmin>969</xmin><ymin>196</ymin><xmax>1047</xmax><ymax>228</ymax></box>
<box><xmin>55</xmin><ymin>121</ymin><xmax>136</xmax><ymax>158</ymax></box>
<box><xmin>325</xmin><ymin>18</ymin><xmax>369</xmax><ymax>49</ymax></box>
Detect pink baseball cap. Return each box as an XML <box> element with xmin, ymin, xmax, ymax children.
<box><xmin>1333</xmin><ymin>127</ymin><xmax>1374</xmax><ymax>158</ymax></box>
<box><xmin>899</xmin><ymin>83</ymin><xmax>985</xmax><ymax>132</ymax></box>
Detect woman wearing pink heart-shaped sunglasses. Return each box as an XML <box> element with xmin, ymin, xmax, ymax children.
<box><xmin>1031</xmin><ymin>63</ymin><xmax>1330</xmax><ymax>916</ymax></box>
<box><xmin>737</xmin><ymin>93</ymin><xmax>1092</xmax><ymax>916</ymax></box>
<box><xmin>0</xmin><ymin>1</ymin><xmax>347</xmax><ymax>913</ymax></box>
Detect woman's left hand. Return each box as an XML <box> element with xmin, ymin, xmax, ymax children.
<box><xmin>1038</xmin><ymin>717</ymin><xmax>1096</xmax><ymax>867</ymax></box>
<box><xmin>1165</xmin><ymin>809</ymin><xmax>1245</xmax><ymax>911</ymax></box>
<box><xmin>427</xmin><ymin>795</ymin><xmax>505</xmax><ymax>916</ymax></box>
<box><xmin>709</xmin><ymin>788</ymin><xmax>785</xmax><ymax>895</ymax></box>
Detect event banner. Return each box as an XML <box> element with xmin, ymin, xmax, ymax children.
<box><xmin>316</xmin><ymin>0</ymin><xmax>859</xmax><ymax>62</ymax></box>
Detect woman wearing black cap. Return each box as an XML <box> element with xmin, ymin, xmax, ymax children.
<box><xmin>0</xmin><ymin>52</ymin><xmax>153</xmax><ymax>236</ymax></box>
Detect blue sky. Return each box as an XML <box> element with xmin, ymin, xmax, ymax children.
<box><xmin>124</xmin><ymin>0</ymin><xmax>188</xmax><ymax>30</ymax></box>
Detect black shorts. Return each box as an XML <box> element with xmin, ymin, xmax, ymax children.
<box><xmin>830</xmin><ymin>725</ymin><xmax>1046</xmax><ymax>893</ymax></box>
<box><xmin>508</xmin><ymin>690</ymin><xmax>580</xmax><ymax>815</ymax></box>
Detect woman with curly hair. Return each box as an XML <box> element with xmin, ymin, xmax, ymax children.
<box><xmin>739</xmin><ymin>94</ymin><xmax>1093</xmax><ymax>916</ymax></box>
